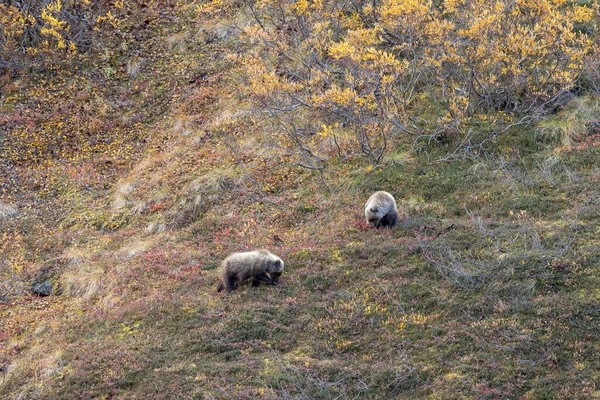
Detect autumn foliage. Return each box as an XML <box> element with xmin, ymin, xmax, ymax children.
<box><xmin>0</xmin><ymin>0</ymin><xmax>92</xmax><ymax>72</ymax></box>
<box><xmin>0</xmin><ymin>0</ymin><xmax>168</xmax><ymax>75</ymax></box>
<box><xmin>221</xmin><ymin>0</ymin><xmax>600</xmax><ymax>163</ymax></box>
<box><xmin>2</xmin><ymin>1</ymin><xmax>600</xmax><ymax>399</ymax></box>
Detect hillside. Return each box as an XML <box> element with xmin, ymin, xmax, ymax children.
<box><xmin>1</xmin><ymin>1</ymin><xmax>600</xmax><ymax>398</ymax></box>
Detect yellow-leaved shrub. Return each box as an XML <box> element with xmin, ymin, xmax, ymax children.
<box><xmin>230</xmin><ymin>0</ymin><xmax>598</xmax><ymax>163</ymax></box>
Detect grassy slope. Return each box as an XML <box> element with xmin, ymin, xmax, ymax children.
<box><xmin>2</xmin><ymin>3</ymin><xmax>600</xmax><ymax>399</ymax></box>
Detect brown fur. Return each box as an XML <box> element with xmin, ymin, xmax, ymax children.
<box><xmin>216</xmin><ymin>250</ymin><xmax>284</xmax><ymax>292</ymax></box>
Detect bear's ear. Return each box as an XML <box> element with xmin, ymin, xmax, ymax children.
<box><xmin>274</xmin><ymin>259</ymin><xmax>283</xmax><ymax>269</ymax></box>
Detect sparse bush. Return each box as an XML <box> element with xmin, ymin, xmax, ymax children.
<box><xmin>230</xmin><ymin>0</ymin><xmax>598</xmax><ymax>162</ymax></box>
<box><xmin>0</xmin><ymin>0</ymin><xmax>170</xmax><ymax>75</ymax></box>
<box><xmin>0</xmin><ymin>0</ymin><xmax>93</xmax><ymax>73</ymax></box>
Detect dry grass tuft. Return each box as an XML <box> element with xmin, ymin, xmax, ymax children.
<box><xmin>60</xmin><ymin>263</ymin><xmax>104</xmax><ymax>299</ymax></box>
<box><xmin>146</xmin><ymin>222</ymin><xmax>166</xmax><ymax>234</ymax></box>
<box><xmin>111</xmin><ymin>194</ymin><xmax>129</xmax><ymax>212</ymax></box>
<box><xmin>126</xmin><ymin>57</ymin><xmax>142</xmax><ymax>78</ymax></box>
<box><xmin>383</xmin><ymin>150</ymin><xmax>414</xmax><ymax>166</ymax></box>
<box><xmin>112</xmin><ymin>182</ymin><xmax>136</xmax><ymax>212</ymax></box>
<box><xmin>116</xmin><ymin>240</ymin><xmax>150</xmax><ymax>261</ymax></box>
<box><xmin>166</xmin><ymin>33</ymin><xmax>187</xmax><ymax>50</ymax></box>
<box><xmin>0</xmin><ymin>202</ymin><xmax>18</xmax><ymax>219</ymax></box>
<box><xmin>536</xmin><ymin>95</ymin><xmax>600</xmax><ymax>146</ymax></box>
<box><xmin>190</xmin><ymin>168</ymin><xmax>239</xmax><ymax>193</ymax></box>
<box><xmin>62</xmin><ymin>248</ymin><xmax>91</xmax><ymax>267</ymax></box>
<box><xmin>40</xmin><ymin>350</ymin><xmax>65</xmax><ymax>379</ymax></box>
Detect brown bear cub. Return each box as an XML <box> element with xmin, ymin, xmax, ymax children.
<box><xmin>364</xmin><ymin>191</ymin><xmax>399</xmax><ymax>228</ymax></box>
<box><xmin>217</xmin><ymin>250</ymin><xmax>284</xmax><ymax>292</ymax></box>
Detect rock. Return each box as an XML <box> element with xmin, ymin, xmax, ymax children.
<box><xmin>31</xmin><ymin>280</ymin><xmax>52</xmax><ymax>297</ymax></box>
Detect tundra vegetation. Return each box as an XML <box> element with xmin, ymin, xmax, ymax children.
<box><xmin>1</xmin><ymin>0</ymin><xmax>599</xmax><ymax>398</ymax></box>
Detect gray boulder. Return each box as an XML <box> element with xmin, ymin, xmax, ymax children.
<box><xmin>31</xmin><ymin>280</ymin><xmax>52</xmax><ymax>296</ymax></box>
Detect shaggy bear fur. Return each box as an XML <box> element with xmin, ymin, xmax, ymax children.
<box><xmin>217</xmin><ymin>250</ymin><xmax>284</xmax><ymax>292</ymax></box>
<box><xmin>364</xmin><ymin>191</ymin><xmax>398</xmax><ymax>228</ymax></box>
